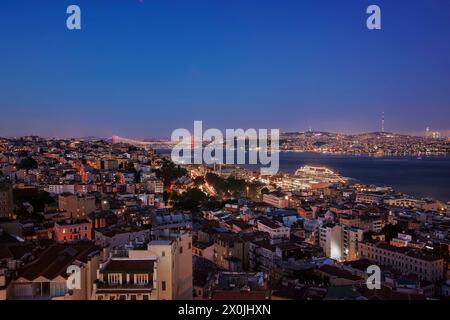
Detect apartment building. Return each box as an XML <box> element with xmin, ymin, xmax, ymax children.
<box><xmin>0</xmin><ymin>184</ymin><xmax>13</xmax><ymax>219</ymax></box>
<box><xmin>355</xmin><ymin>193</ymin><xmax>385</xmax><ymax>205</ymax></box>
<box><xmin>384</xmin><ymin>198</ymin><xmax>419</xmax><ymax>208</ymax></box>
<box><xmin>54</xmin><ymin>219</ymin><xmax>92</xmax><ymax>242</ymax></box>
<box><xmin>129</xmin><ymin>231</ymin><xmax>193</xmax><ymax>300</ymax></box>
<box><xmin>340</xmin><ymin>214</ymin><xmax>383</xmax><ymax>233</ymax></box>
<box><xmin>359</xmin><ymin>241</ymin><xmax>445</xmax><ymax>282</ymax></box>
<box><xmin>343</xmin><ymin>227</ymin><xmax>364</xmax><ymax>261</ymax></box>
<box><xmin>319</xmin><ymin>224</ymin><xmax>364</xmax><ymax>261</ymax></box>
<box><xmin>145</xmin><ymin>179</ymin><xmax>164</xmax><ymax>194</ymax></box>
<box><xmin>319</xmin><ymin>224</ymin><xmax>343</xmax><ymax>261</ymax></box>
<box><xmin>58</xmin><ymin>193</ymin><xmax>96</xmax><ymax>219</ymax></box>
<box><xmin>256</xmin><ymin>217</ymin><xmax>290</xmax><ymax>239</ymax></box>
<box><xmin>92</xmin><ymin>231</ymin><xmax>193</xmax><ymax>300</ymax></box>
<box><xmin>213</xmin><ymin>233</ymin><xmax>248</xmax><ymax>271</ymax></box>
<box><xmin>99</xmin><ymin>159</ymin><xmax>119</xmax><ymax>171</ymax></box>
<box><xmin>92</xmin><ymin>257</ymin><xmax>156</xmax><ymax>300</ymax></box>
<box><xmin>262</xmin><ymin>192</ymin><xmax>289</xmax><ymax>209</ymax></box>
<box><xmin>48</xmin><ymin>184</ymin><xmax>75</xmax><ymax>195</ymax></box>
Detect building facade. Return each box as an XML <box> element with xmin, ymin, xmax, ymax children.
<box><xmin>359</xmin><ymin>242</ymin><xmax>445</xmax><ymax>282</ymax></box>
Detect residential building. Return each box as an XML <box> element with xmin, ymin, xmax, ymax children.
<box><xmin>129</xmin><ymin>231</ymin><xmax>193</xmax><ymax>300</ymax></box>
<box><xmin>256</xmin><ymin>217</ymin><xmax>290</xmax><ymax>239</ymax></box>
<box><xmin>58</xmin><ymin>193</ymin><xmax>96</xmax><ymax>219</ymax></box>
<box><xmin>54</xmin><ymin>219</ymin><xmax>92</xmax><ymax>242</ymax></box>
<box><xmin>0</xmin><ymin>185</ymin><xmax>13</xmax><ymax>219</ymax></box>
<box><xmin>213</xmin><ymin>234</ymin><xmax>248</xmax><ymax>271</ymax></box>
<box><xmin>92</xmin><ymin>257</ymin><xmax>156</xmax><ymax>300</ymax></box>
<box><xmin>262</xmin><ymin>192</ymin><xmax>289</xmax><ymax>209</ymax></box>
<box><xmin>10</xmin><ymin>243</ymin><xmax>102</xmax><ymax>300</ymax></box>
<box><xmin>359</xmin><ymin>241</ymin><xmax>445</xmax><ymax>282</ymax></box>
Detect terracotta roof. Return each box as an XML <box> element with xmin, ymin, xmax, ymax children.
<box><xmin>19</xmin><ymin>242</ymin><xmax>101</xmax><ymax>281</ymax></box>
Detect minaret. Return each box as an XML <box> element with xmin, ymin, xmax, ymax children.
<box><xmin>381</xmin><ymin>112</ymin><xmax>385</xmax><ymax>133</ymax></box>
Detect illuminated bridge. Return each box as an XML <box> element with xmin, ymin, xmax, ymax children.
<box><xmin>108</xmin><ymin>135</ymin><xmax>176</xmax><ymax>149</ymax></box>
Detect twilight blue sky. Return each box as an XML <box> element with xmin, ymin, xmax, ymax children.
<box><xmin>0</xmin><ymin>0</ymin><xmax>450</xmax><ymax>138</ymax></box>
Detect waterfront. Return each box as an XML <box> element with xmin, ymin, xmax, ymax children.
<box><xmin>269</xmin><ymin>153</ymin><xmax>450</xmax><ymax>202</ymax></box>
<box><xmin>158</xmin><ymin>149</ymin><xmax>450</xmax><ymax>202</ymax></box>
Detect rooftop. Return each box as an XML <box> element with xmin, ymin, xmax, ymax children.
<box><xmin>102</xmin><ymin>259</ymin><xmax>155</xmax><ymax>273</ymax></box>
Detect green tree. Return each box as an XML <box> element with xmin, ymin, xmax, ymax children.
<box><xmin>155</xmin><ymin>159</ymin><xmax>187</xmax><ymax>189</ymax></box>
<box><xmin>172</xmin><ymin>188</ymin><xmax>207</xmax><ymax>212</ymax></box>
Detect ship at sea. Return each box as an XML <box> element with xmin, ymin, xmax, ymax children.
<box><xmin>280</xmin><ymin>165</ymin><xmax>348</xmax><ymax>190</ymax></box>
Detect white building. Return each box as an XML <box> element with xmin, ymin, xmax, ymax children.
<box><xmin>256</xmin><ymin>217</ymin><xmax>290</xmax><ymax>239</ymax></box>
<box><xmin>48</xmin><ymin>184</ymin><xmax>75</xmax><ymax>195</ymax></box>
<box><xmin>320</xmin><ymin>224</ymin><xmax>343</xmax><ymax>261</ymax></box>
<box><xmin>319</xmin><ymin>224</ymin><xmax>364</xmax><ymax>262</ymax></box>
<box><xmin>129</xmin><ymin>231</ymin><xmax>193</xmax><ymax>300</ymax></box>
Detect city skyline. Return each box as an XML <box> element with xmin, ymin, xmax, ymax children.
<box><xmin>2</xmin><ymin>0</ymin><xmax>450</xmax><ymax>307</ymax></box>
<box><xmin>1</xmin><ymin>0</ymin><xmax>450</xmax><ymax>138</ymax></box>
<box><xmin>1</xmin><ymin>127</ymin><xmax>448</xmax><ymax>141</ymax></box>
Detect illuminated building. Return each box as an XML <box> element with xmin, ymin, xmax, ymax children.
<box><xmin>262</xmin><ymin>192</ymin><xmax>289</xmax><ymax>209</ymax></box>
<box><xmin>58</xmin><ymin>193</ymin><xmax>96</xmax><ymax>219</ymax></box>
<box><xmin>359</xmin><ymin>241</ymin><xmax>445</xmax><ymax>282</ymax></box>
<box><xmin>54</xmin><ymin>219</ymin><xmax>92</xmax><ymax>242</ymax></box>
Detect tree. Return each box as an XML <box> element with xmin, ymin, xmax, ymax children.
<box><xmin>14</xmin><ymin>190</ymin><xmax>55</xmax><ymax>216</ymax></box>
<box><xmin>381</xmin><ymin>223</ymin><xmax>406</xmax><ymax>242</ymax></box>
<box><xmin>193</xmin><ymin>176</ymin><xmax>205</xmax><ymax>187</ymax></box>
<box><xmin>261</xmin><ymin>187</ymin><xmax>270</xmax><ymax>194</ymax></box>
<box><xmin>17</xmin><ymin>157</ymin><xmax>38</xmax><ymax>171</ymax></box>
<box><xmin>205</xmin><ymin>173</ymin><xmax>253</xmax><ymax>199</ymax></box>
<box><xmin>172</xmin><ymin>188</ymin><xmax>207</xmax><ymax>212</ymax></box>
<box><xmin>155</xmin><ymin>159</ymin><xmax>187</xmax><ymax>189</ymax></box>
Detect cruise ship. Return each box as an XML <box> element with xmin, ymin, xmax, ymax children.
<box><xmin>294</xmin><ymin>165</ymin><xmax>347</xmax><ymax>184</ymax></box>
<box><xmin>294</xmin><ymin>165</ymin><xmax>337</xmax><ymax>176</ymax></box>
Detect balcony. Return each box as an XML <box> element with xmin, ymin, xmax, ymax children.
<box><xmin>95</xmin><ymin>281</ymin><xmax>153</xmax><ymax>292</ymax></box>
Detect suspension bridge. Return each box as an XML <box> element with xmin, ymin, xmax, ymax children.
<box><xmin>108</xmin><ymin>135</ymin><xmax>176</xmax><ymax>149</ymax></box>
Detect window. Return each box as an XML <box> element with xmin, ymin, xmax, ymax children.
<box><xmin>130</xmin><ymin>295</ymin><xmax>137</xmax><ymax>300</ymax></box>
<box><xmin>108</xmin><ymin>273</ymin><xmax>121</xmax><ymax>284</ymax></box>
<box><xmin>143</xmin><ymin>295</ymin><xmax>149</xmax><ymax>300</ymax></box>
<box><xmin>162</xmin><ymin>281</ymin><xmax>166</xmax><ymax>291</ymax></box>
<box><xmin>179</xmin><ymin>246</ymin><xmax>183</xmax><ymax>254</ymax></box>
<box><xmin>97</xmin><ymin>295</ymin><xmax>103</xmax><ymax>300</ymax></box>
<box><xmin>188</xmin><ymin>242</ymin><xmax>191</xmax><ymax>249</ymax></box>
<box><xmin>162</xmin><ymin>251</ymin><xmax>165</xmax><ymax>257</ymax></box>
<box><xmin>119</xmin><ymin>295</ymin><xmax>126</xmax><ymax>300</ymax></box>
<box><xmin>134</xmin><ymin>274</ymin><xmax>148</xmax><ymax>285</ymax></box>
